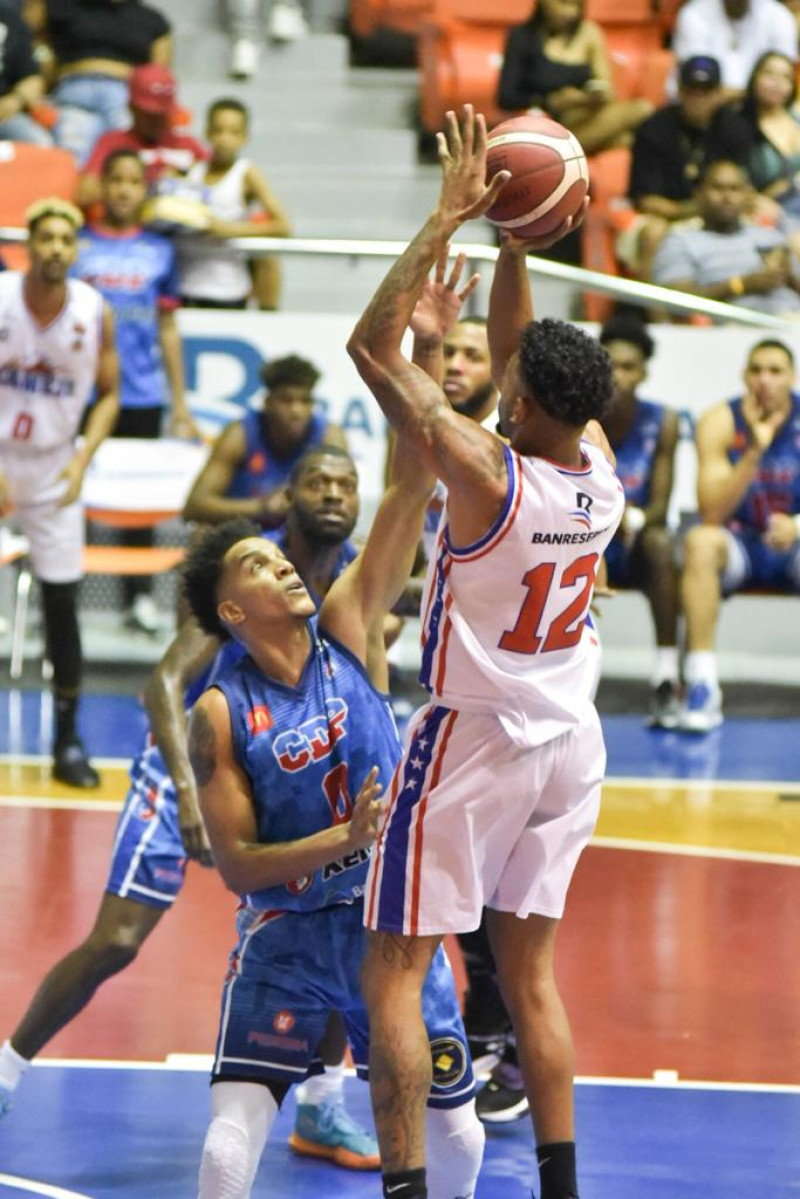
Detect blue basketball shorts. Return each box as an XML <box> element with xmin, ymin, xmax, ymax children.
<box><xmin>722</xmin><ymin>529</ymin><xmax>800</xmax><ymax>595</ymax></box>
<box><xmin>105</xmin><ymin>740</ymin><xmax>187</xmax><ymax>909</ymax></box>
<box><xmin>211</xmin><ymin>900</ymin><xmax>474</xmax><ymax>1110</ymax></box>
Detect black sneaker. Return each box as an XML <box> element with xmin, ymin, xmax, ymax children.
<box><xmin>646</xmin><ymin>679</ymin><xmax>681</xmax><ymax>730</ymax></box>
<box><xmin>475</xmin><ymin>1062</ymin><xmax>529</xmax><ymax>1124</ymax></box>
<box><xmin>467</xmin><ymin>1032</ymin><xmax>507</xmax><ymax>1077</ymax></box>
<box><xmin>53</xmin><ymin>737</ymin><xmax>100</xmax><ymax>789</ymax></box>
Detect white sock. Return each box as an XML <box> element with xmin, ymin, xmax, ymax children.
<box><xmin>0</xmin><ymin>1040</ymin><xmax>31</xmax><ymax>1092</ymax></box>
<box><xmin>198</xmin><ymin>1081</ymin><xmax>277</xmax><ymax>1199</ymax></box>
<box><xmin>684</xmin><ymin>651</ymin><xmax>718</xmax><ymax>687</ymax></box>
<box><xmin>425</xmin><ymin>1100</ymin><xmax>485</xmax><ymax>1199</ymax></box>
<box><xmin>296</xmin><ymin>1060</ymin><xmax>345</xmax><ymax>1106</ymax></box>
<box><xmin>652</xmin><ymin>647</ymin><xmax>679</xmax><ymax>687</ymax></box>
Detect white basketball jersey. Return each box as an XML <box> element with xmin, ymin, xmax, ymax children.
<box><xmin>0</xmin><ymin>273</ymin><xmax>103</xmax><ymax>451</ymax></box>
<box><xmin>420</xmin><ymin>440</ymin><xmax>624</xmax><ymax>747</ymax></box>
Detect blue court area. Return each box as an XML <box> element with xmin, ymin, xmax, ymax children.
<box><xmin>1</xmin><ymin>687</ymin><xmax>798</xmax><ymax>783</ymax></box>
<box><xmin>0</xmin><ymin>1066</ymin><xmax>798</xmax><ymax>1197</ymax></box>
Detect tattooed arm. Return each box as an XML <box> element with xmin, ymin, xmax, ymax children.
<box><xmin>347</xmin><ymin>107</ymin><xmax>512</xmax><ymax>548</ymax></box>
<box><xmin>188</xmin><ymin>690</ymin><xmax>384</xmax><ymax>895</ymax></box>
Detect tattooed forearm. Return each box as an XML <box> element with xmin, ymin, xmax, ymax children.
<box><xmin>188</xmin><ymin>707</ymin><xmax>217</xmax><ymax>787</ymax></box>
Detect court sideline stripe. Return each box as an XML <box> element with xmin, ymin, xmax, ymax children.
<box><xmin>0</xmin><ymin>1175</ymin><xmax>93</xmax><ymax>1199</ymax></box>
<box><xmin>25</xmin><ymin>1058</ymin><xmax>800</xmax><ymax>1094</ymax></box>
<box><xmin>591</xmin><ymin>835</ymin><xmax>800</xmax><ymax>867</ymax></box>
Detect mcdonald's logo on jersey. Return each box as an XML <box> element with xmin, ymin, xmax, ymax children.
<box><xmin>247</xmin><ymin>704</ymin><xmax>274</xmax><ymax>736</ymax></box>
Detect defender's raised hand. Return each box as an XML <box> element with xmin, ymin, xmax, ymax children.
<box><xmin>436</xmin><ymin>105</ymin><xmax>511</xmax><ymax>227</ymax></box>
<box><xmin>410</xmin><ymin>245</ymin><xmax>481</xmax><ymax>345</ymax></box>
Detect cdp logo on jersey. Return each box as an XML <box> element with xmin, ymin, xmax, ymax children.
<box><xmin>272</xmin><ymin>697</ymin><xmax>348</xmax><ymax>773</ymax></box>
<box><xmin>247</xmin><ymin>704</ymin><xmax>274</xmax><ymax>736</ymax></box>
<box><xmin>570</xmin><ymin>491</ymin><xmax>593</xmax><ymax>529</ymax></box>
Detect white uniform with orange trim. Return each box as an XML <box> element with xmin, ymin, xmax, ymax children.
<box><xmin>365</xmin><ymin>439</ymin><xmax>624</xmax><ymax>936</ymax></box>
<box><xmin>0</xmin><ymin>273</ymin><xmax>103</xmax><ymax>582</ymax></box>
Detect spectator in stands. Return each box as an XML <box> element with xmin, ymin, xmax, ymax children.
<box><xmin>74</xmin><ymin>148</ymin><xmax>198</xmax><ymax>634</ymax></box>
<box><xmin>598</xmin><ymin>317</ymin><xmax>681</xmax><ymax>728</ymax></box>
<box><xmin>77</xmin><ymin>65</ymin><xmax>208</xmax><ymax>211</ymax></box>
<box><xmin>737</xmin><ymin>53</ymin><xmax>800</xmax><ymax>239</ymax></box>
<box><xmin>179</xmin><ymin>98</ymin><xmax>292</xmax><ymax>312</ymax></box>
<box><xmin>651</xmin><ymin>159</ymin><xmax>800</xmax><ymax>313</ymax></box>
<box><xmin>0</xmin><ymin>1</ymin><xmax>51</xmax><ymax>145</ymax></box>
<box><xmin>497</xmin><ymin>0</ymin><xmax>653</xmax><ymax>155</ymax></box>
<box><xmin>672</xmin><ymin>0</ymin><xmax>797</xmax><ymax>99</ymax></box>
<box><xmin>26</xmin><ymin>0</ymin><xmax>172</xmax><ymax>165</ymax></box>
<box><xmin>226</xmin><ymin>0</ymin><xmax>308</xmax><ymax>79</ymax></box>
<box><xmin>680</xmin><ymin>338</ymin><xmax>800</xmax><ymax>731</ymax></box>
<box><xmin>183</xmin><ymin>355</ymin><xmax>347</xmax><ymax>528</ymax></box>
<box><xmin>624</xmin><ymin>56</ymin><xmax>751</xmax><ymax>278</ymax></box>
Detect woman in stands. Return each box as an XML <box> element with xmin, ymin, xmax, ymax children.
<box><xmin>25</xmin><ymin>0</ymin><xmax>172</xmax><ymax>165</ymax></box>
<box><xmin>497</xmin><ymin>0</ymin><xmax>652</xmax><ymax>153</ymax></box>
<box><xmin>738</xmin><ymin>52</ymin><xmax>800</xmax><ymax>245</ymax></box>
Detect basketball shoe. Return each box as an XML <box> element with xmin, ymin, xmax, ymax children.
<box><xmin>53</xmin><ymin>735</ymin><xmax>100</xmax><ymax>789</ymax></box>
<box><xmin>646</xmin><ymin>679</ymin><xmax>681</xmax><ymax>730</ymax></box>
<box><xmin>267</xmin><ymin>0</ymin><xmax>308</xmax><ymax>41</ymax></box>
<box><xmin>680</xmin><ymin>681</ymin><xmax>723</xmax><ymax>733</ymax></box>
<box><xmin>289</xmin><ymin>1098</ymin><xmax>380</xmax><ymax>1170</ymax></box>
<box><xmin>476</xmin><ymin>1058</ymin><xmax>529</xmax><ymax>1123</ymax></box>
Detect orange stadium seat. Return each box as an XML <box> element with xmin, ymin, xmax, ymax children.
<box><xmin>0</xmin><ymin>143</ymin><xmax>79</xmax><ymax>272</ymax></box>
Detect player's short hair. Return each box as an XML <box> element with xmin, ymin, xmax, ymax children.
<box><xmin>747</xmin><ymin>338</ymin><xmax>795</xmax><ymax>367</ymax></box>
<box><xmin>456</xmin><ymin>315</ymin><xmax>487</xmax><ymax>328</ymax></box>
<box><xmin>697</xmin><ymin>158</ymin><xmax>750</xmax><ymax>188</ymax></box>
<box><xmin>182</xmin><ymin>517</ymin><xmax>261</xmax><ymax>639</ymax></box>
<box><xmin>26</xmin><ymin>197</ymin><xmax>84</xmax><ymax>235</ymax></box>
<box><xmin>517</xmin><ymin>318</ymin><xmax>613</xmax><ymax>426</ymax></box>
<box><xmin>101</xmin><ymin>148</ymin><xmax>144</xmax><ymax>178</ymax></box>
<box><xmin>260</xmin><ymin>355</ymin><xmax>321</xmax><ymax>393</ymax></box>
<box><xmin>289</xmin><ymin>444</ymin><xmax>357</xmax><ymax>488</ymax></box>
<box><xmin>599</xmin><ymin>315</ymin><xmax>655</xmax><ymax>362</ymax></box>
<box><xmin>207</xmin><ymin>96</ymin><xmax>249</xmax><ymax>127</ymax></box>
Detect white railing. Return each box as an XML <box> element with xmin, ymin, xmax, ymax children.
<box><xmin>2</xmin><ymin>228</ymin><xmax>795</xmax><ymax>329</ymax></box>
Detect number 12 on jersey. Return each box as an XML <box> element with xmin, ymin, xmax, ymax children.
<box><xmin>499</xmin><ymin>552</ymin><xmax>599</xmax><ymax>655</ymax></box>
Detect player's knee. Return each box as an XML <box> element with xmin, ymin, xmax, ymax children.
<box><xmin>640</xmin><ymin>524</ymin><xmax>674</xmax><ymax>566</ymax></box>
<box><xmin>199</xmin><ymin>1117</ymin><xmax>255</xmax><ymax>1199</ymax></box>
<box><xmin>425</xmin><ymin>1101</ymin><xmax>485</xmax><ymax>1199</ymax></box>
<box><xmin>683</xmin><ymin>524</ymin><xmax>723</xmax><ymax>569</ymax></box>
<box><xmin>85</xmin><ymin>927</ymin><xmax>142</xmax><ymax>976</ymax></box>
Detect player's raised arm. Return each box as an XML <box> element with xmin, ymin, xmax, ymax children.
<box><xmin>188</xmin><ymin>690</ymin><xmax>383</xmax><ymax>895</ymax></box>
<box><xmin>347</xmin><ymin>108</ymin><xmax>512</xmax><ymax>535</ymax></box>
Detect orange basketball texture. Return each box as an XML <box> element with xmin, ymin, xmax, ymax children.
<box><xmin>485</xmin><ymin>115</ymin><xmax>589</xmax><ymax>238</ymax></box>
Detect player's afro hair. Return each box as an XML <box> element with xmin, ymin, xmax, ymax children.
<box><xmin>182</xmin><ymin>517</ymin><xmax>261</xmax><ymax>640</ymax></box>
<box><xmin>260</xmin><ymin>355</ymin><xmax>321</xmax><ymax>392</ymax></box>
<box><xmin>517</xmin><ymin>318</ymin><xmax>613</xmax><ymax>427</ymax></box>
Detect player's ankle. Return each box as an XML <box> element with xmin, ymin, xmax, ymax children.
<box><xmin>382</xmin><ymin>1166</ymin><xmax>427</xmax><ymax>1197</ymax></box>
<box><xmin>0</xmin><ymin>1039</ymin><xmax>31</xmax><ymax>1091</ymax></box>
<box><xmin>536</xmin><ymin>1141</ymin><xmax>579</xmax><ymax>1199</ymax></box>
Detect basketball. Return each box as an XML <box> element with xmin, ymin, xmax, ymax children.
<box><xmin>484</xmin><ymin>115</ymin><xmax>589</xmax><ymax>238</ymax></box>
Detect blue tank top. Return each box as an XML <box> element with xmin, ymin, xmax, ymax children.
<box><xmin>227</xmin><ymin>409</ymin><xmax>328</xmax><ymax>501</ymax></box>
<box><xmin>611</xmin><ymin>399</ymin><xmax>665</xmax><ymax>509</ymax></box>
<box><xmin>213</xmin><ymin>625</ymin><xmax>401</xmax><ymax>913</ymax></box>
<box><xmin>728</xmin><ymin>394</ymin><xmax>800</xmax><ymax>532</ymax></box>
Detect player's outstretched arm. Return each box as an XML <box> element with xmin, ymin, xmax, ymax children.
<box><xmin>144</xmin><ymin>615</ymin><xmax>219</xmax><ymax>866</ymax></box>
<box><xmin>188</xmin><ymin>690</ymin><xmax>383</xmax><ymax>895</ymax></box>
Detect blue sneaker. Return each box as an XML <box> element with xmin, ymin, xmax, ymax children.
<box><xmin>289</xmin><ymin>1098</ymin><xmax>381</xmax><ymax>1170</ymax></box>
<box><xmin>680</xmin><ymin>682</ymin><xmax>723</xmax><ymax>733</ymax></box>
<box><xmin>0</xmin><ymin>1083</ymin><xmax>13</xmax><ymax>1118</ymax></box>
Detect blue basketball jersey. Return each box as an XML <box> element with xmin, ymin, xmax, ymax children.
<box><xmin>213</xmin><ymin>626</ymin><xmax>401</xmax><ymax>913</ymax></box>
<box><xmin>611</xmin><ymin>399</ymin><xmax>666</xmax><ymax>510</ymax></box>
<box><xmin>728</xmin><ymin>394</ymin><xmax>800</xmax><ymax>532</ymax></box>
<box><xmin>227</xmin><ymin>409</ymin><xmax>328</xmax><ymax>501</ymax></box>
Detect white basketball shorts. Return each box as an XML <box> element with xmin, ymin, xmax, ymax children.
<box><xmin>0</xmin><ymin>443</ymin><xmax>84</xmax><ymax>583</ymax></box>
<box><xmin>365</xmin><ymin>701</ymin><xmax>605</xmax><ymax>937</ymax></box>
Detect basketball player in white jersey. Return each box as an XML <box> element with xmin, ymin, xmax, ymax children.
<box><xmin>0</xmin><ymin>199</ymin><xmax>119</xmax><ymax>787</ymax></box>
<box><xmin>347</xmin><ymin>107</ymin><xmax>624</xmax><ymax>1199</ymax></box>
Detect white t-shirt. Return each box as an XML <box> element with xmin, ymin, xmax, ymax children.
<box><xmin>672</xmin><ymin>0</ymin><xmax>797</xmax><ymax>92</ymax></box>
<box><xmin>178</xmin><ymin>157</ymin><xmax>253</xmax><ymax>302</ymax></box>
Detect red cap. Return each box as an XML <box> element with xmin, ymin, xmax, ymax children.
<box><xmin>129</xmin><ymin>64</ymin><xmax>176</xmax><ymax>115</ymax></box>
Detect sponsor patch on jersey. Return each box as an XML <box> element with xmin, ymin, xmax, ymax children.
<box><xmin>430</xmin><ymin>1035</ymin><xmax>468</xmax><ymax>1090</ymax></box>
<box><xmin>247</xmin><ymin>704</ymin><xmax>274</xmax><ymax>735</ymax></box>
<box><xmin>273</xmin><ymin>1010</ymin><xmax>295</xmax><ymax>1034</ymax></box>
